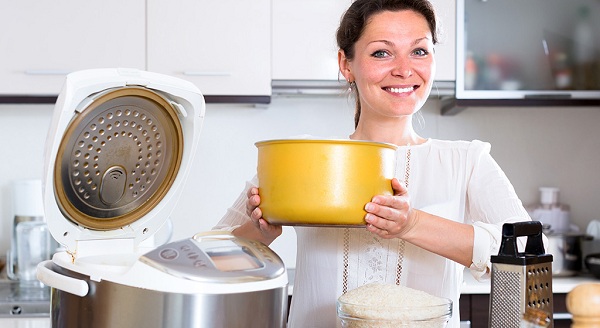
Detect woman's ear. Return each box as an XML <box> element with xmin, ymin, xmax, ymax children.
<box><xmin>338</xmin><ymin>50</ymin><xmax>354</xmax><ymax>82</ymax></box>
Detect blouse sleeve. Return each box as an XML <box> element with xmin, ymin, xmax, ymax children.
<box><xmin>212</xmin><ymin>175</ymin><xmax>259</xmax><ymax>232</ymax></box>
<box><xmin>464</xmin><ymin>140</ymin><xmax>533</xmax><ymax>281</ymax></box>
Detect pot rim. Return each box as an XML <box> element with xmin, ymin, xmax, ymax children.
<box><xmin>255</xmin><ymin>138</ymin><xmax>398</xmax><ymax>150</ymax></box>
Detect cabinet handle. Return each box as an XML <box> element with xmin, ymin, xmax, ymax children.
<box><xmin>24</xmin><ymin>70</ymin><xmax>71</xmax><ymax>76</ymax></box>
<box><xmin>183</xmin><ymin>71</ymin><xmax>231</xmax><ymax>77</ymax></box>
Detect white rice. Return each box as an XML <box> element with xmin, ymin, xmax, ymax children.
<box><xmin>337</xmin><ymin>283</ymin><xmax>451</xmax><ymax>328</ymax></box>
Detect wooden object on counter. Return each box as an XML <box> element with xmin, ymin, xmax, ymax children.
<box><xmin>566</xmin><ymin>283</ymin><xmax>600</xmax><ymax>328</ymax></box>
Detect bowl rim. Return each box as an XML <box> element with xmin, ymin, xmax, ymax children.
<box><xmin>336</xmin><ymin>297</ymin><xmax>453</xmax><ymax>321</ymax></box>
<box><xmin>336</xmin><ymin>299</ymin><xmax>453</xmax><ymax>323</ymax></box>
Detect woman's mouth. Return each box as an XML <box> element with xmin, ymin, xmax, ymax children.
<box><xmin>385</xmin><ymin>86</ymin><xmax>417</xmax><ymax>94</ymax></box>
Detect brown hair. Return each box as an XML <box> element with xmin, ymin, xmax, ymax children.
<box><xmin>336</xmin><ymin>0</ymin><xmax>439</xmax><ymax>128</ymax></box>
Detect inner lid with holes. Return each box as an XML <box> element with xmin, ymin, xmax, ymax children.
<box><xmin>54</xmin><ymin>87</ymin><xmax>183</xmax><ymax>231</ymax></box>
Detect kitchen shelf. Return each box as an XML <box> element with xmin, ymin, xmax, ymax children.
<box><xmin>0</xmin><ymin>95</ymin><xmax>271</xmax><ymax>105</ymax></box>
<box><xmin>272</xmin><ymin>80</ymin><xmax>456</xmax><ymax>99</ymax></box>
<box><xmin>441</xmin><ymin>97</ymin><xmax>600</xmax><ymax>115</ymax></box>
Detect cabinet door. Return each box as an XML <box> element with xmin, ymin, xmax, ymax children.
<box><xmin>430</xmin><ymin>0</ymin><xmax>456</xmax><ymax>81</ymax></box>
<box><xmin>0</xmin><ymin>0</ymin><xmax>145</xmax><ymax>95</ymax></box>
<box><xmin>272</xmin><ymin>0</ymin><xmax>455</xmax><ymax>82</ymax></box>
<box><xmin>147</xmin><ymin>0</ymin><xmax>271</xmax><ymax>99</ymax></box>
<box><xmin>272</xmin><ymin>0</ymin><xmax>352</xmax><ymax>81</ymax></box>
<box><xmin>454</xmin><ymin>0</ymin><xmax>600</xmax><ymax>102</ymax></box>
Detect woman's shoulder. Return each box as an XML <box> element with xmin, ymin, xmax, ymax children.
<box><xmin>426</xmin><ymin>138</ymin><xmax>491</xmax><ymax>153</ymax></box>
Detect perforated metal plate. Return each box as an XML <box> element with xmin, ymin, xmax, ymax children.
<box><xmin>53</xmin><ymin>87</ymin><xmax>183</xmax><ymax>230</ymax></box>
<box><xmin>489</xmin><ymin>262</ymin><xmax>553</xmax><ymax>328</ymax></box>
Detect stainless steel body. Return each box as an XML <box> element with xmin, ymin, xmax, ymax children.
<box><xmin>38</xmin><ymin>232</ymin><xmax>289</xmax><ymax>328</ymax></box>
<box><xmin>49</xmin><ymin>264</ymin><xmax>288</xmax><ymax>328</ymax></box>
<box><xmin>489</xmin><ymin>221</ymin><xmax>553</xmax><ymax>328</ymax></box>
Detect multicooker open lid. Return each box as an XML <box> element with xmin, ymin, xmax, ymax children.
<box><xmin>43</xmin><ymin>68</ymin><xmax>205</xmax><ymax>256</ymax></box>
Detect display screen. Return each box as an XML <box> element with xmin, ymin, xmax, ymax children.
<box><xmin>206</xmin><ymin>246</ymin><xmax>262</xmax><ymax>272</ymax></box>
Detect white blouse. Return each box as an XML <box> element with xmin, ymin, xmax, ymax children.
<box><xmin>213</xmin><ymin>139</ymin><xmax>532</xmax><ymax>328</ymax></box>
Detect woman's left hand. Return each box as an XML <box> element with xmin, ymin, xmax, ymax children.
<box><xmin>365</xmin><ymin>178</ymin><xmax>417</xmax><ymax>239</ymax></box>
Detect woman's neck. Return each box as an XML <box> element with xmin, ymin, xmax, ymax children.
<box><xmin>350</xmin><ymin>121</ymin><xmax>426</xmax><ymax>146</ymax></box>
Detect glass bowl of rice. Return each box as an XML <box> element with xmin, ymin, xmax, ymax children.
<box><xmin>337</xmin><ymin>283</ymin><xmax>453</xmax><ymax>328</ymax></box>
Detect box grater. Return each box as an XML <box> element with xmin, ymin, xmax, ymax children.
<box><xmin>489</xmin><ymin>221</ymin><xmax>553</xmax><ymax>328</ymax></box>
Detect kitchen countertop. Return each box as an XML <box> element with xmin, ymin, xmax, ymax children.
<box><xmin>0</xmin><ymin>277</ymin><xmax>50</xmax><ymax>328</ymax></box>
<box><xmin>287</xmin><ymin>268</ymin><xmax>600</xmax><ymax>295</ymax></box>
<box><xmin>0</xmin><ymin>318</ymin><xmax>49</xmax><ymax>328</ymax></box>
<box><xmin>461</xmin><ymin>269</ymin><xmax>599</xmax><ymax>294</ymax></box>
<box><xmin>1</xmin><ymin>268</ymin><xmax>596</xmax><ymax>328</ymax></box>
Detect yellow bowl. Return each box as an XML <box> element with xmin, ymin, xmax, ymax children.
<box><xmin>255</xmin><ymin>139</ymin><xmax>397</xmax><ymax>226</ymax></box>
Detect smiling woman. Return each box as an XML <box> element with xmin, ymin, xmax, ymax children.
<box><xmin>338</xmin><ymin>10</ymin><xmax>436</xmax><ymax>132</ymax></box>
<box><xmin>213</xmin><ymin>1</ymin><xmax>537</xmax><ymax>327</ymax></box>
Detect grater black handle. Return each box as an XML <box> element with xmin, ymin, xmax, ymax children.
<box><xmin>497</xmin><ymin>221</ymin><xmax>545</xmax><ymax>257</ymax></box>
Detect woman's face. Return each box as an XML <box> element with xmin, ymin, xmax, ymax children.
<box><xmin>339</xmin><ymin>10</ymin><xmax>436</xmax><ymax>121</ymax></box>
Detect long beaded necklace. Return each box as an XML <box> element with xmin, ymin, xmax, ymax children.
<box><xmin>342</xmin><ymin>146</ymin><xmax>411</xmax><ymax>294</ymax></box>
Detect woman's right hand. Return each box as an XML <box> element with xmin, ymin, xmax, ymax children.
<box><xmin>245</xmin><ymin>187</ymin><xmax>282</xmax><ymax>244</ymax></box>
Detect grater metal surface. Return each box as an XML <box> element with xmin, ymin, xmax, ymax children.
<box><xmin>489</xmin><ymin>221</ymin><xmax>553</xmax><ymax>328</ymax></box>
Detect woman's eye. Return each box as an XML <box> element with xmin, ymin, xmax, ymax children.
<box><xmin>371</xmin><ymin>50</ymin><xmax>389</xmax><ymax>58</ymax></box>
<box><xmin>413</xmin><ymin>48</ymin><xmax>430</xmax><ymax>57</ymax></box>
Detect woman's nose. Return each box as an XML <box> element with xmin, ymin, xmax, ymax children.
<box><xmin>391</xmin><ymin>58</ymin><xmax>412</xmax><ymax>77</ymax></box>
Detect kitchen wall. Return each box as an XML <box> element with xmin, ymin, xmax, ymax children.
<box><xmin>1</xmin><ymin>92</ymin><xmax>599</xmax><ymax>268</ymax></box>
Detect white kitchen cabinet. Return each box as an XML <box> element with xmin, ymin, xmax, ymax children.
<box><xmin>0</xmin><ymin>0</ymin><xmax>145</xmax><ymax>96</ymax></box>
<box><xmin>147</xmin><ymin>0</ymin><xmax>271</xmax><ymax>101</ymax></box>
<box><xmin>272</xmin><ymin>0</ymin><xmax>456</xmax><ymax>82</ymax></box>
<box><xmin>272</xmin><ymin>0</ymin><xmax>351</xmax><ymax>81</ymax></box>
<box><xmin>430</xmin><ymin>0</ymin><xmax>456</xmax><ymax>81</ymax></box>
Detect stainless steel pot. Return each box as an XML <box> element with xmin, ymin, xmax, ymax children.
<box><xmin>255</xmin><ymin>138</ymin><xmax>397</xmax><ymax>226</ymax></box>
<box><xmin>545</xmin><ymin>231</ymin><xmax>592</xmax><ymax>276</ymax></box>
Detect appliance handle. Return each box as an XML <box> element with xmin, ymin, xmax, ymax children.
<box><xmin>36</xmin><ymin>260</ymin><xmax>89</xmax><ymax>297</ymax></box>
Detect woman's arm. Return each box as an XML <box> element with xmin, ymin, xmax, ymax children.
<box><xmin>365</xmin><ymin>179</ymin><xmax>475</xmax><ymax>267</ymax></box>
<box><xmin>398</xmin><ymin>207</ymin><xmax>475</xmax><ymax>267</ymax></box>
<box><xmin>365</xmin><ymin>141</ymin><xmax>533</xmax><ymax>275</ymax></box>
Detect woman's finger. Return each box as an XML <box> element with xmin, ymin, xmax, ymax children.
<box><xmin>366</xmin><ymin>220</ymin><xmax>395</xmax><ymax>239</ymax></box>
<box><xmin>246</xmin><ymin>187</ymin><xmax>260</xmax><ymax>216</ymax></box>
<box><xmin>366</xmin><ymin>211</ymin><xmax>400</xmax><ymax>233</ymax></box>
<box><xmin>391</xmin><ymin>178</ymin><xmax>408</xmax><ymax>196</ymax></box>
<box><xmin>251</xmin><ymin>206</ymin><xmax>263</xmax><ymax>221</ymax></box>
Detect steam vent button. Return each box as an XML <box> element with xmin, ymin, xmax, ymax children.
<box><xmin>100</xmin><ymin>166</ymin><xmax>127</xmax><ymax>205</ymax></box>
<box><xmin>159</xmin><ymin>248</ymin><xmax>179</xmax><ymax>261</ymax></box>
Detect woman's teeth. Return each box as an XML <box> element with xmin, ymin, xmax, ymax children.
<box><xmin>388</xmin><ymin>87</ymin><xmax>414</xmax><ymax>93</ymax></box>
